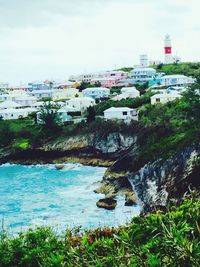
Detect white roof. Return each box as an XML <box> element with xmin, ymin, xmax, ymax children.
<box><xmin>68</xmin><ymin>97</ymin><xmax>94</xmax><ymax>102</ymax></box>
<box><xmin>0</xmin><ymin>107</ymin><xmax>37</xmax><ymax>114</ymax></box>
<box><xmin>83</xmin><ymin>87</ymin><xmax>110</xmax><ymax>92</ymax></box>
<box><xmin>104</xmin><ymin>107</ymin><xmax>134</xmax><ymax>112</ymax></box>
<box><xmin>15</xmin><ymin>95</ymin><xmax>37</xmax><ymax>101</ymax></box>
<box><xmin>31</xmin><ymin>90</ymin><xmax>54</xmax><ymax>94</ymax></box>
<box><xmin>121</xmin><ymin>87</ymin><xmax>139</xmax><ymax>92</ymax></box>
<box><xmin>151</xmin><ymin>92</ymin><xmax>181</xmax><ymax>98</ymax></box>
<box><xmin>161</xmin><ymin>75</ymin><xmax>189</xmax><ymax>79</ymax></box>
<box><xmin>59</xmin><ymin>106</ymin><xmax>80</xmax><ymax>112</ymax></box>
<box><xmin>0</xmin><ymin>100</ymin><xmax>22</xmax><ymax>109</ymax></box>
<box><xmin>9</xmin><ymin>90</ymin><xmax>29</xmax><ymax>96</ymax></box>
<box><xmin>132</xmin><ymin>67</ymin><xmax>156</xmax><ymax>72</ymax></box>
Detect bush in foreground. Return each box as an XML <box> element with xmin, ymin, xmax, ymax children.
<box><xmin>0</xmin><ymin>193</ymin><xmax>199</xmax><ymax>266</ymax></box>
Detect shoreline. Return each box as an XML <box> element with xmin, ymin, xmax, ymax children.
<box><xmin>0</xmin><ymin>156</ymin><xmax>114</xmax><ymax>168</ymax></box>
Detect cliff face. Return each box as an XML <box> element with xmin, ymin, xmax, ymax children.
<box><xmin>0</xmin><ymin>132</ymin><xmax>138</xmax><ymax>166</ymax></box>
<box><xmin>42</xmin><ymin>133</ymin><xmax>137</xmax><ymax>156</ymax></box>
<box><xmin>128</xmin><ymin>144</ymin><xmax>200</xmax><ymax>214</ymax></box>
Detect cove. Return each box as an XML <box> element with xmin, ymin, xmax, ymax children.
<box><xmin>0</xmin><ymin>164</ymin><xmax>140</xmax><ymax>234</ymax></box>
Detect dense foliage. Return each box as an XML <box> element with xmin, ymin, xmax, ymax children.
<box><xmin>0</xmin><ymin>194</ymin><xmax>199</xmax><ymax>266</ymax></box>
<box><xmin>138</xmin><ymin>87</ymin><xmax>200</xmax><ymax>161</ymax></box>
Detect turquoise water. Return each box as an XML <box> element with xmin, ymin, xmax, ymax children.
<box><xmin>0</xmin><ymin>164</ymin><xmax>140</xmax><ymax>234</ymax></box>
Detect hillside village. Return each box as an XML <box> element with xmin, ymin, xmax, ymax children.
<box><xmin>0</xmin><ymin>61</ymin><xmax>197</xmax><ymax>124</ymax></box>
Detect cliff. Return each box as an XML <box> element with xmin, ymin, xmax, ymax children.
<box><xmin>128</xmin><ymin>144</ymin><xmax>200</xmax><ymax>214</ymax></box>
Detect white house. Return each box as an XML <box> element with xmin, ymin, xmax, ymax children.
<box><xmin>52</xmin><ymin>89</ymin><xmax>80</xmax><ymax>101</ymax></box>
<box><xmin>0</xmin><ymin>100</ymin><xmax>22</xmax><ymax>110</ymax></box>
<box><xmin>14</xmin><ymin>95</ymin><xmax>37</xmax><ymax>107</ymax></box>
<box><xmin>82</xmin><ymin>87</ymin><xmax>110</xmax><ymax>99</ymax></box>
<box><xmin>0</xmin><ymin>107</ymin><xmax>37</xmax><ymax>120</ymax></box>
<box><xmin>65</xmin><ymin>97</ymin><xmax>95</xmax><ymax>112</ymax></box>
<box><xmin>104</xmin><ymin>107</ymin><xmax>138</xmax><ymax>122</ymax></box>
<box><xmin>160</xmin><ymin>75</ymin><xmax>195</xmax><ymax>87</ymax></box>
<box><xmin>30</xmin><ymin>90</ymin><xmax>53</xmax><ymax>99</ymax></box>
<box><xmin>151</xmin><ymin>91</ymin><xmax>182</xmax><ymax>105</ymax></box>
<box><xmin>0</xmin><ymin>94</ymin><xmax>9</xmax><ymax>102</ymax></box>
<box><xmin>121</xmin><ymin>87</ymin><xmax>140</xmax><ymax>97</ymax></box>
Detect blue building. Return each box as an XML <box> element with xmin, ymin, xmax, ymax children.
<box><xmin>82</xmin><ymin>87</ymin><xmax>110</xmax><ymax>100</ymax></box>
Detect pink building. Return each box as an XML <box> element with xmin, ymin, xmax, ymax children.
<box><xmin>91</xmin><ymin>77</ymin><xmax>117</xmax><ymax>88</ymax></box>
<box><xmin>98</xmin><ymin>71</ymin><xmax>128</xmax><ymax>80</ymax></box>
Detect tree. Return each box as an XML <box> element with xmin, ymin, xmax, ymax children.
<box><xmin>0</xmin><ymin>121</ymin><xmax>14</xmax><ymax>147</ymax></box>
<box><xmin>38</xmin><ymin>101</ymin><xmax>62</xmax><ymax>136</ymax></box>
<box><xmin>86</xmin><ymin>106</ymin><xmax>96</xmax><ymax>123</ymax></box>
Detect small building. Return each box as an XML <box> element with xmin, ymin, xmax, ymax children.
<box><xmin>129</xmin><ymin>68</ymin><xmax>157</xmax><ymax>84</ymax></box>
<box><xmin>14</xmin><ymin>95</ymin><xmax>37</xmax><ymax>107</ymax></box>
<box><xmin>121</xmin><ymin>87</ymin><xmax>140</xmax><ymax>97</ymax></box>
<box><xmin>53</xmin><ymin>81</ymin><xmax>80</xmax><ymax>89</ymax></box>
<box><xmin>52</xmin><ymin>89</ymin><xmax>80</xmax><ymax>101</ymax></box>
<box><xmin>151</xmin><ymin>91</ymin><xmax>182</xmax><ymax>105</ymax></box>
<box><xmin>0</xmin><ymin>107</ymin><xmax>37</xmax><ymax>120</ymax></box>
<box><xmin>90</xmin><ymin>78</ymin><xmax>117</xmax><ymax>88</ymax></box>
<box><xmin>160</xmin><ymin>75</ymin><xmax>195</xmax><ymax>87</ymax></box>
<box><xmin>0</xmin><ymin>94</ymin><xmax>9</xmax><ymax>102</ymax></box>
<box><xmin>28</xmin><ymin>82</ymin><xmax>51</xmax><ymax>91</ymax></box>
<box><xmin>104</xmin><ymin>107</ymin><xmax>138</xmax><ymax>122</ymax></box>
<box><xmin>30</xmin><ymin>90</ymin><xmax>53</xmax><ymax>99</ymax></box>
<box><xmin>0</xmin><ymin>100</ymin><xmax>22</xmax><ymax>110</ymax></box>
<box><xmin>98</xmin><ymin>70</ymin><xmax>128</xmax><ymax>80</ymax></box>
<box><xmin>65</xmin><ymin>97</ymin><xmax>95</xmax><ymax>112</ymax></box>
<box><xmin>82</xmin><ymin>87</ymin><xmax>110</xmax><ymax>99</ymax></box>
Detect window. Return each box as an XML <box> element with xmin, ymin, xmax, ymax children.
<box><xmin>156</xmin><ymin>98</ymin><xmax>160</xmax><ymax>103</ymax></box>
<box><xmin>122</xmin><ymin>111</ymin><xmax>127</xmax><ymax>115</ymax></box>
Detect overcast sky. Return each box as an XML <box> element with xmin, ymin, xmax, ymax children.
<box><xmin>0</xmin><ymin>0</ymin><xmax>199</xmax><ymax>84</ymax></box>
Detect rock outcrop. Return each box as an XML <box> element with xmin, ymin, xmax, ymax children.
<box><xmin>128</xmin><ymin>144</ymin><xmax>200</xmax><ymax>214</ymax></box>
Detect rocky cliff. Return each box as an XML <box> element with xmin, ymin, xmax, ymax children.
<box><xmin>127</xmin><ymin>144</ymin><xmax>200</xmax><ymax>214</ymax></box>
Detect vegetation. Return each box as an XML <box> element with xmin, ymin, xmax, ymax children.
<box><xmin>0</xmin><ymin>193</ymin><xmax>199</xmax><ymax>266</ymax></box>
<box><xmin>94</xmin><ymin>92</ymin><xmax>153</xmax><ymax>115</ymax></box>
<box><xmin>86</xmin><ymin>106</ymin><xmax>96</xmax><ymax>123</ymax></box>
<box><xmin>77</xmin><ymin>81</ymin><xmax>101</xmax><ymax>91</ymax></box>
<box><xmin>138</xmin><ymin>87</ymin><xmax>200</xmax><ymax>161</ymax></box>
<box><xmin>37</xmin><ymin>101</ymin><xmax>62</xmax><ymax>137</ymax></box>
<box><xmin>115</xmin><ymin>67</ymin><xmax>133</xmax><ymax>72</ymax></box>
<box><xmin>154</xmin><ymin>62</ymin><xmax>200</xmax><ymax>82</ymax></box>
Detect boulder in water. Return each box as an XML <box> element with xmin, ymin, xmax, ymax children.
<box><xmin>55</xmin><ymin>164</ymin><xmax>65</xmax><ymax>170</ymax></box>
<box><xmin>96</xmin><ymin>198</ymin><xmax>117</xmax><ymax>210</ymax></box>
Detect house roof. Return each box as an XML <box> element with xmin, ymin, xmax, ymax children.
<box><xmin>151</xmin><ymin>92</ymin><xmax>181</xmax><ymax>98</ymax></box>
<box><xmin>0</xmin><ymin>100</ymin><xmax>22</xmax><ymax>109</ymax></box>
<box><xmin>104</xmin><ymin>107</ymin><xmax>134</xmax><ymax>112</ymax></box>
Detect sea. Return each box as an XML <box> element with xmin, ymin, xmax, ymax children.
<box><xmin>0</xmin><ymin>163</ymin><xmax>140</xmax><ymax>234</ymax></box>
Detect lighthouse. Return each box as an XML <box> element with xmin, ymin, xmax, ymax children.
<box><xmin>164</xmin><ymin>34</ymin><xmax>173</xmax><ymax>64</ymax></box>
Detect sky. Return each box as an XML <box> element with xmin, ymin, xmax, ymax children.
<box><xmin>0</xmin><ymin>0</ymin><xmax>200</xmax><ymax>85</ymax></box>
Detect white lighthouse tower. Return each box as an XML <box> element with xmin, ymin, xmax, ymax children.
<box><xmin>164</xmin><ymin>34</ymin><xmax>173</xmax><ymax>64</ymax></box>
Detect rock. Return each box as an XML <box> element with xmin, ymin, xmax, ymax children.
<box><xmin>96</xmin><ymin>198</ymin><xmax>117</xmax><ymax>210</ymax></box>
<box><xmin>125</xmin><ymin>192</ymin><xmax>137</xmax><ymax>206</ymax></box>
<box><xmin>55</xmin><ymin>164</ymin><xmax>65</xmax><ymax>170</ymax></box>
